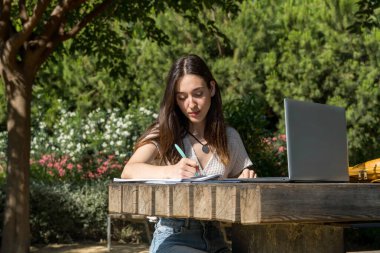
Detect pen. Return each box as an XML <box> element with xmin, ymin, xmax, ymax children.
<box><xmin>174</xmin><ymin>144</ymin><xmax>186</xmax><ymax>158</ymax></box>
<box><xmin>174</xmin><ymin>144</ymin><xmax>199</xmax><ymax>176</ymax></box>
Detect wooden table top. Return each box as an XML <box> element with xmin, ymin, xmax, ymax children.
<box><xmin>108</xmin><ymin>182</ymin><xmax>380</xmax><ymax>224</ymax></box>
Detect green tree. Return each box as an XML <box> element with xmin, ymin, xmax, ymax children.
<box><xmin>0</xmin><ymin>1</ymin><xmax>241</xmax><ymax>252</ymax></box>
<box><xmin>212</xmin><ymin>0</ymin><xmax>380</xmax><ymax>164</ymax></box>
<box><xmin>348</xmin><ymin>0</ymin><xmax>380</xmax><ymax>32</ymax></box>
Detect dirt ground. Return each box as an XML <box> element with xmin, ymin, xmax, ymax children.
<box><xmin>30</xmin><ymin>242</ymin><xmax>150</xmax><ymax>253</ymax></box>
<box><xmin>29</xmin><ymin>243</ymin><xmax>380</xmax><ymax>253</ymax></box>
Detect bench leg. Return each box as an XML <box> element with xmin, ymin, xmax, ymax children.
<box><xmin>232</xmin><ymin>223</ymin><xmax>344</xmax><ymax>253</ymax></box>
<box><xmin>107</xmin><ymin>215</ymin><xmax>111</xmax><ymax>251</ymax></box>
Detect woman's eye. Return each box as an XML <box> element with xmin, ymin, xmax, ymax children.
<box><xmin>194</xmin><ymin>92</ymin><xmax>203</xmax><ymax>97</ymax></box>
<box><xmin>177</xmin><ymin>95</ymin><xmax>186</xmax><ymax>100</ymax></box>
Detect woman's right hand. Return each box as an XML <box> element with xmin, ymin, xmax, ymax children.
<box><xmin>168</xmin><ymin>158</ymin><xmax>198</xmax><ymax>178</ymax></box>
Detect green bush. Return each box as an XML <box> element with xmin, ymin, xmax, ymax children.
<box><xmin>29</xmin><ymin>180</ymin><xmax>108</xmax><ymax>244</ymax></box>
<box><xmin>224</xmin><ymin>94</ymin><xmax>287</xmax><ymax>177</ymax></box>
<box><xmin>0</xmin><ymin>179</ymin><xmax>149</xmax><ymax>245</ymax></box>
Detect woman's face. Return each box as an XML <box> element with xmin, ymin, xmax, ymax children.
<box><xmin>175</xmin><ymin>74</ymin><xmax>215</xmax><ymax>127</ymax></box>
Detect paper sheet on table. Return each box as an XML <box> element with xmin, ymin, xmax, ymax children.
<box><xmin>113</xmin><ymin>174</ymin><xmax>222</xmax><ymax>184</ymax></box>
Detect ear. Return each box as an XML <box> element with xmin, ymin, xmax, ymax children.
<box><xmin>210</xmin><ymin>81</ymin><xmax>216</xmax><ymax>97</ymax></box>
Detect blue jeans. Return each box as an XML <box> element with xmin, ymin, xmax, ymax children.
<box><xmin>149</xmin><ymin>218</ymin><xmax>231</xmax><ymax>253</ymax></box>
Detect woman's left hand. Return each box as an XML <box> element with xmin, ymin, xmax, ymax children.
<box><xmin>238</xmin><ymin>168</ymin><xmax>257</xmax><ymax>178</ymax></box>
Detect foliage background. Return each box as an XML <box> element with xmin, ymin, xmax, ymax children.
<box><xmin>0</xmin><ymin>0</ymin><xmax>379</xmax><ymax>247</ymax></box>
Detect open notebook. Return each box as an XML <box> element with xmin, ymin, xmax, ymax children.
<box><xmin>113</xmin><ymin>174</ymin><xmax>221</xmax><ymax>184</ymax></box>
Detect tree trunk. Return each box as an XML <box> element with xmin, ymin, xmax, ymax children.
<box><xmin>1</xmin><ymin>68</ymin><xmax>32</xmax><ymax>253</ymax></box>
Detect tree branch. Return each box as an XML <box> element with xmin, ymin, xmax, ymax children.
<box><xmin>18</xmin><ymin>0</ymin><xmax>29</xmax><ymax>25</ymax></box>
<box><xmin>7</xmin><ymin>0</ymin><xmax>51</xmax><ymax>54</ymax></box>
<box><xmin>0</xmin><ymin>0</ymin><xmax>12</xmax><ymax>40</ymax></box>
<box><xmin>20</xmin><ymin>0</ymin><xmax>51</xmax><ymax>39</ymax></box>
<box><xmin>22</xmin><ymin>0</ymin><xmax>84</xmax><ymax>72</ymax></box>
<box><xmin>39</xmin><ymin>0</ymin><xmax>86</xmax><ymax>41</ymax></box>
<box><xmin>60</xmin><ymin>0</ymin><xmax>114</xmax><ymax>41</ymax></box>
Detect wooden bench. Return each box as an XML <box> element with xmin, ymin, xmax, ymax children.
<box><xmin>108</xmin><ymin>182</ymin><xmax>380</xmax><ymax>252</ymax></box>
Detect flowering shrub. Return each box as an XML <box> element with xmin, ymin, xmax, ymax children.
<box><xmin>31</xmin><ymin>153</ymin><xmax>124</xmax><ymax>181</ymax></box>
<box><xmin>0</xmin><ymin>103</ymin><xmax>157</xmax><ymax>182</ymax></box>
<box><xmin>261</xmin><ymin>133</ymin><xmax>287</xmax><ymax>176</ymax></box>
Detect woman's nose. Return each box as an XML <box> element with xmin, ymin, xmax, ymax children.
<box><xmin>188</xmin><ymin>96</ymin><xmax>197</xmax><ymax>108</ymax></box>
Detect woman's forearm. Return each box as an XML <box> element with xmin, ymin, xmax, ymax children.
<box><xmin>121</xmin><ymin>162</ymin><xmax>172</xmax><ymax>179</ymax></box>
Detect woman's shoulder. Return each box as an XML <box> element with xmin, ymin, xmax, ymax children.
<box><xmin>226</xmin><ymin>126</ymin><xmax>241</xmax><ymax>138</ymax></box>
<box><xmin>142</xmin><ymin>123</ymin><xmax>160</xmax><ymax>139</ymax></box>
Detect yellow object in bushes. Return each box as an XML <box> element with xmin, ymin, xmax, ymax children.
<box><xmin>349</xmin><ymin>158</ymin><xmax>380</xmax><ymax>183</ymax></box>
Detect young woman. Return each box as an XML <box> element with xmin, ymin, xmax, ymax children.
<box><xmin>121</xmin><ymin>54</ymin><xmax>256</xmax><ymax>253</ymax></box>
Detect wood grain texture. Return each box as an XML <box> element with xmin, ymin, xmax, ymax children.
<box><xmin>172</xmin><ymin>184</ymin><xmax>191</xmax><ymax>217</ymax></box>
<box><xmin>193</xmin><ymin>184</ymin><xmax>215</xmax><ymax>220</ymax></box>
<box><xmin>215</xmin><ymin>185</ymin><xmax>238</xmax><ymax>222</ymax></box>
<box><xmin>108</xmin><ymin>184</ymin><xmax>122</xmax><ymax>213</ymax></box>
<box><xmin>138</xmin><ymin>185</ymin><xmax>154</xmax><ymax>215</ymax></box>
<box><xmin>239</xmin><ymin>185</ymin><xmax>261</xmax><ymax>224</ymax></box>
<box><xmin>154</xmin><ymin>185</ymin><xmax>171</xmax><ymax>216</ymax></box>
<box><xmin>108</xmin><ymin>183</ymin><xmax>380</xmax><ymax>224</ymax></box>
<box><xmin>258</xmin><ymin>183</ymin><xmax>380</xmax><ymax>224</ymax></box>
<box><xmin>122</xmin><ymin>184</ymin><xmax>138</xmax><ymax>214</ymax></box>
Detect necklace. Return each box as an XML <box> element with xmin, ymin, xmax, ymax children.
<box><xmin>187</xmin><ymin>131</ymin><xmax>210</xmax><ymax>154</ymax></box>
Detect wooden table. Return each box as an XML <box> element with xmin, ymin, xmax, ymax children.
<box><xmin>108</xmin><ymin>182</ymin><xmax>380</xmax><ymax>252</ymax></box>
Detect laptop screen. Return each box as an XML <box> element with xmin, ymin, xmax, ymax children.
<box><xmin>284</xmin><ymin>99</ymin><xmax>349</xmax><ymax>182</ymax></box>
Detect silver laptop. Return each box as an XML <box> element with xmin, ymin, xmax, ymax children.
<box><xmin>241</xmin><ymin>98</ymin><xmax>349</xmax><ymax>183</ymax></box>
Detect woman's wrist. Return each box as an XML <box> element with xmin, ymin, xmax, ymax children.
<box><xmin>162</xmin><ymin>165</ymin><xmax>173</xmax><ymax>179</ymax></box>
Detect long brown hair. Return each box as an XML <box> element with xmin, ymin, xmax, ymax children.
<box><xmin>135</xmin><ymin>54</ymin><xmax>229</xmax><ymax>165</ymax></box>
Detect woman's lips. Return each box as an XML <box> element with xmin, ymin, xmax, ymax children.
<box><xmin>188</xmin><ymin>111</ymin><xmax>200</xmax><ymax>117</ymax></box>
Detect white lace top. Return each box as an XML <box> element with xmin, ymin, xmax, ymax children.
<box><xmin>182</xmin><ymin>127</ymin><xmax>253</xmax><ymax>178</ymax></box>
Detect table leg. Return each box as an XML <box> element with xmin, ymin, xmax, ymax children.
<box><xmin>232</xmin><ymin>223</ymin><xmax>344</xmax><ymax>253</ymax></box>
<box><xmin>107</xmin><ymin>215</ymin><xmax>111</xmax><ymax>251</ymax></box>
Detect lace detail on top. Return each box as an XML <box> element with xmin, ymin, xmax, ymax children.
<box><xmin>183</xmin><ymin>127</ymin><xmax>253</xmax><ymax>178</ymax></box>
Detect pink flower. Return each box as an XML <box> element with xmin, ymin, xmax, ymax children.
<box><xmin>67</xmin><ymin>163</ymin><xmax>74</xmax><ymax>170</ymax></box>
<box><xmin>278</xmin><ymin>146</ymin><xmax>286</xmax><ymax>153</ymax></box>
<box><xmin>58</xmin><ymin>168</ymin><xmax>65</xmax><ymax>177</ymax></box>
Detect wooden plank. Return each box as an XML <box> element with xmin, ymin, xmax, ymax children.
<box><xmin>193</xmin><ymin>184</ymin><xmax>215</xmax><ymax>220</ymax></box>
<box><xmin>108</xmin><ymin>184</ymin><xmax>122</xmax><ymax>213</ymax></box>
<box><xmin>258</xmin><ymin>183</ymin><xmax>380</xmax><ymax>224</ymax></box>
<box><xmin>109</xmin><ymin>183</ymin><xmax>380</xmax><ymax>225</ymax></box>
<box><xmin>154</xmin><ymin>185</ymin><xmax>171</xmax><ymax>216</ymax></box>
<box><xmin>239</xmin><ymin>185</ymin><xmax>261</xmax><ymax>224</ymax></box>
<box><xmin>122</xmin><ymin>184</ymin><xmax>138</xmax><ymax>214</ymax></box>
<box><xmin>215</xmin><ymin>185</ymin><xmax>238</xmax><ymax>222</ymax></box>
<box><xmin>172</xmin><ymin>184</ymin><xmax>191</xmax><ymax>217</ymax></box>
<box><xmin>138</xmin><ymin>185</ymin><xmax>154</xmax><ymax>215</ymax></box>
